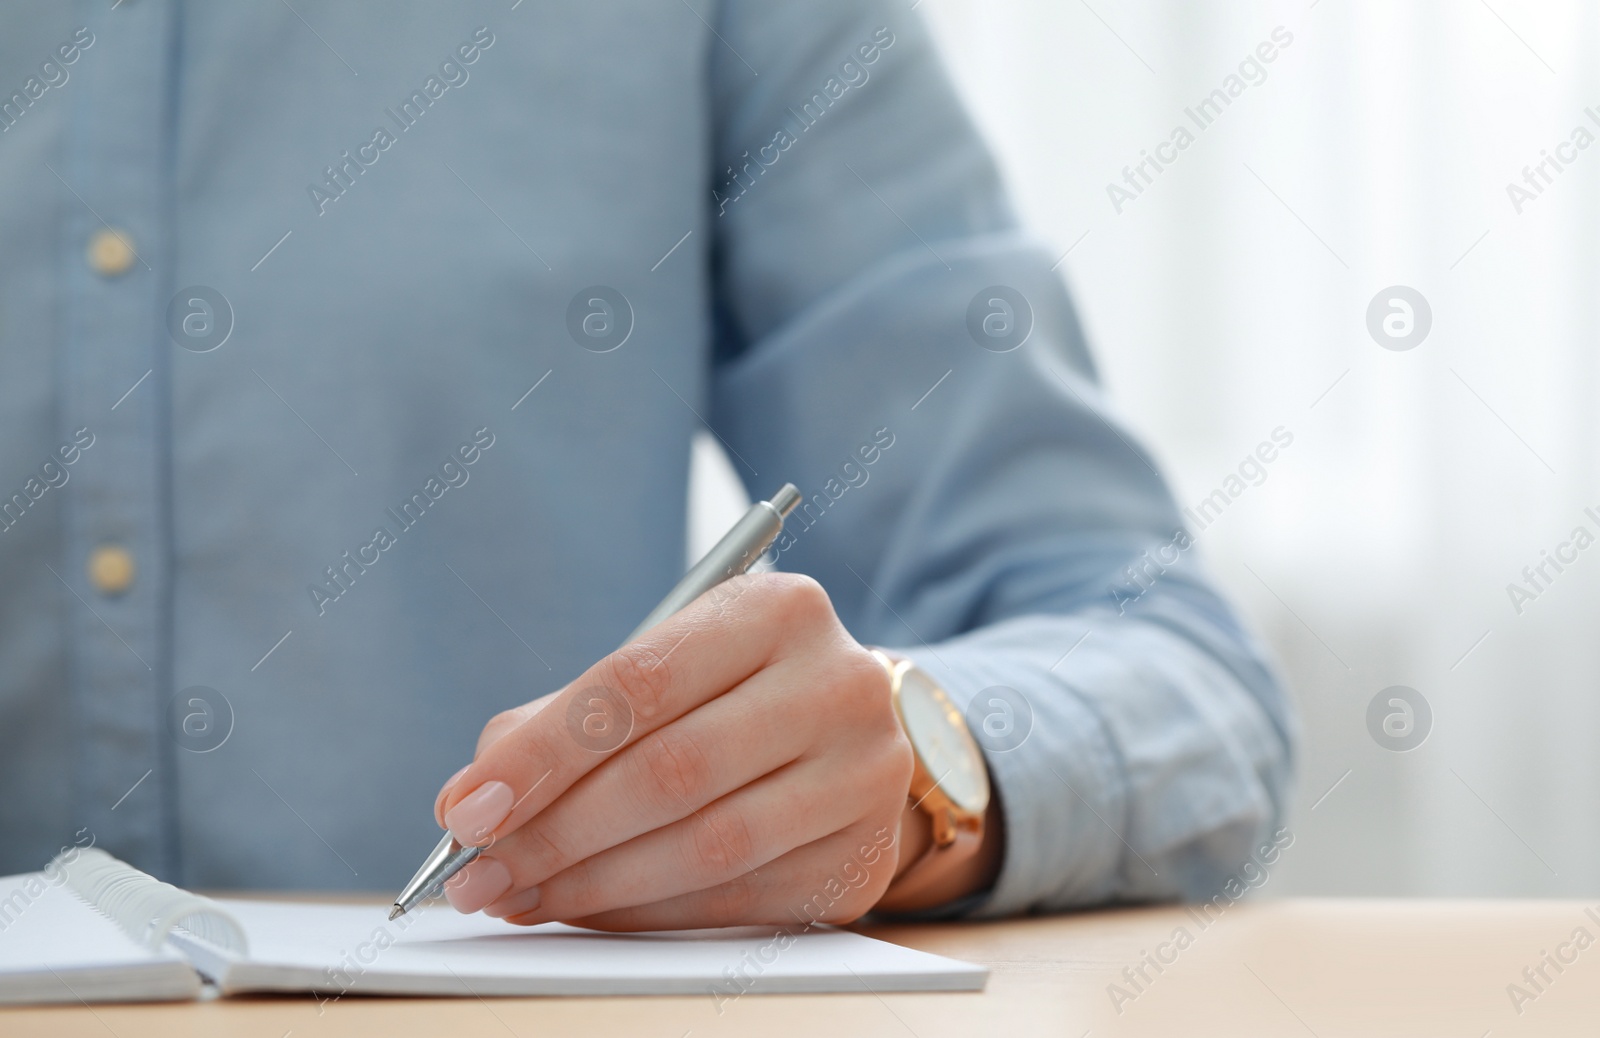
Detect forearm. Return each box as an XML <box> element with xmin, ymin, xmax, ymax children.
<box><xmin>704</xmin><ymin>0</ymin><xmax>1293</xmax><ymax>921</ymax></box>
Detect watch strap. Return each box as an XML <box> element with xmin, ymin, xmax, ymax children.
<box><xmin>878</xmin><ymin>807</ymin><xmax>984</xmax><ymax>912</ymax></box>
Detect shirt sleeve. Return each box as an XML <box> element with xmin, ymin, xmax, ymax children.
<box><xmin>703</xmin><ymin>0</ymin><xmax>1296</xmax><ymax>917</ymax></box>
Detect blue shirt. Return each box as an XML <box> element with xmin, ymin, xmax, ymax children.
<box><xmin>0</xmin><ymin>0</ymin><xmax>1293</xmax><ymax>918</ymax></box>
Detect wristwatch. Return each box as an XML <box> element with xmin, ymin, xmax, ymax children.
<box><xmin>870</xmin><ymin>649</ymin><xmax>990</xmax><ymax>910</ymax></box>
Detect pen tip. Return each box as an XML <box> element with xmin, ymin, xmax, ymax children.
<box><xmin>388</xmin><ymin>905</ymin><xmax>404</xmax><ymax>921</ymax></box>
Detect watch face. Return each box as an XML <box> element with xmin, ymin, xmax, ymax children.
<box><xmin>897</xmin><ymin>667</ymin><xmax>989</xmax><ymax>815</ymax></box>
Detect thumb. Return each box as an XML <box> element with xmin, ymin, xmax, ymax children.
<box><xmin>433</xmin><ymin>694</ymin><xmax>559</xmax><ymax>827</ymax></box>
<box><xmin>475</xmin><ymin>691</ymin><xmax>559</xmax><ymax>756</ymax></box>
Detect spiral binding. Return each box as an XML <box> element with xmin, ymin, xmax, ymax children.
<box><xmin>54</xmin><ymin>847</ymin><xmax>248</xmax><ymax>956</ymax></box>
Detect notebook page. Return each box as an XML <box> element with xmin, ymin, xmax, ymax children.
<box><xmin>0</xmin><ymin>871</ymin><xmax>199</xmax><ymax>1005</ymax></box>
<box><xmin>192</xmin><ymin>899</ymin><xmax>986</xmax><ymax>998</ymax></box>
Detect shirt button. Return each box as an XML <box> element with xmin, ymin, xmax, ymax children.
<box><xmin>87</xmin><ymin>227</ymin><xmax>137</xmax><ymax>277</ymax></box>
<box><xmin>87</xmin><ymin>545</ymin><xmax>136</xmax><ymax>595</ymax></box>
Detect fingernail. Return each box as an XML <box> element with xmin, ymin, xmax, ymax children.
<box><xmin>444</xmin><ymin>857</ymin><xmax>512</xmax><ymax>914</ymax></box>
<box><xmin>482</xmin><ymin>885</ymin><xmax>541</xmax><ymax>920</ymax></box>
<box><xmin>445</xmin><ymin>781</ymin><xmax>514</xmax><ymax>846</ymax></box>
<box><xmin>434</xmin><ymin>766</ymin><xmax>472</xmax><ymax>825</ymax></box>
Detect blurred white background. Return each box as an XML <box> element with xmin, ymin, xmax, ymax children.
<box><xmin>695</xmin><ymin>0</ymin><xmax>1600</xmax><ymax>897</ymax></box>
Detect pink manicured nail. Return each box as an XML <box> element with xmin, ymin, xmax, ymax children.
<box><xmin>444</xmin><ymin>858</ymin><xmax>512</xmax><ymax>914</ymax></box>
<box><xmin>445</xmin><ymin>780</ymin><xmax>514</xmax><ymax>846</ymax></box>
<box><xmin>483</xmin><ymin>885</ymin><xmax>541</xmax><ymax>920</ymax></box>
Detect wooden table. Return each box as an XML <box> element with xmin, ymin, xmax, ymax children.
<box><xmin>8</xmin><ymin>899</ymin><xmax>1598</xmax><ymax>1036</ymax></box>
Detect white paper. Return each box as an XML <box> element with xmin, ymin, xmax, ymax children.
<box><xmin>0</xmin><ymin>871</ymin><xmax>200</xmax><ymax>1004</ymax></box>
<box><xmin>197</xmin><ymin>899</ymin><xmax>987</xmax><ymax>998</ymax></box>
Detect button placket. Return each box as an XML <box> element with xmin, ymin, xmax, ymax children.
<box><xmin>59</xmin><ymin>0</ymin><xmax>177</xmax><ymax>878</ymax></box>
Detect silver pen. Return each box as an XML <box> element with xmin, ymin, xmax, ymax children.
<box><xmin>389</xmin><ymin>482</ymin><xmax>803</xmax><ymax>920</ymax></box>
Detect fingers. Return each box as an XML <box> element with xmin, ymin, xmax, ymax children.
<box><xmin>467</xmin><ymin>662</ymin><xmax>822</xmax><ymax>899</ymax></box>
<box><xmin>437</xmin><ymin>573</ymin><xmax>841</xmax><ymax>850</ymax></box>
<box><xmin>541</xmin><ymin>821</ymin><xmax>902</xmax><ymax>932</ymax></box>
<box><xmin>478</xmin><ymin>753</ymin><xmax>866</xmax><ymax>922</ymax></box>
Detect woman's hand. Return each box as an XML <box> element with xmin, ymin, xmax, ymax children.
<box><xmin>431</xmin><ymin>572</ymin><xmax>918</xmax><ymax>931</ymax></box>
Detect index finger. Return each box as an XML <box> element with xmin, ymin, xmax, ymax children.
<box><xmin>435</xmin><ymin>573</ymin><xmax>823</xmax><ymax>848</ymax></box>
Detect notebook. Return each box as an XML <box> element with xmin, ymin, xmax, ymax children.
<box><xmin>0</xmin><ymin>847</ymin><xmax>986</xmax><ymax>1005</ymax></box>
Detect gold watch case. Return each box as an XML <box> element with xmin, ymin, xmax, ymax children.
<box><xmin>872</xmin><ymin>650</ymin><xmax>989</xmax><ymax>848</ymax></box>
